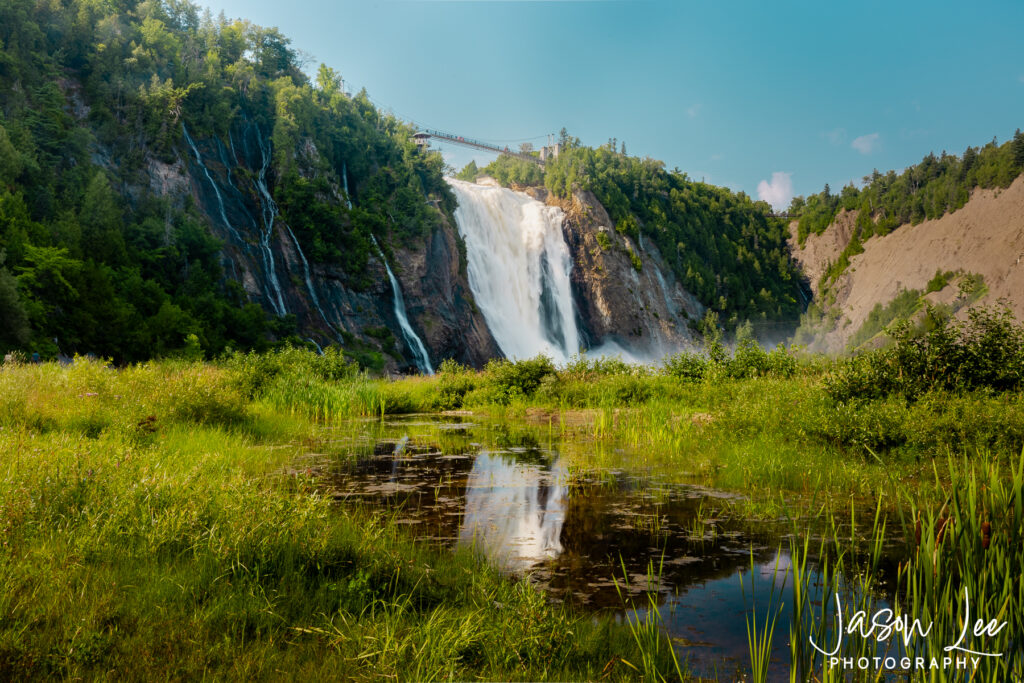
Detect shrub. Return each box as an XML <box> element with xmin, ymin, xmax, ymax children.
<box><xmin>435</xmin><ymin>359</ymin><xmax>477</xmax><ymax>410</ymax></box>
<box><xmin>825</xmin><ymin>303</ymin><xmax>1024</xmax><ymax>401</ymax></box>
<box><xmin>608</xmin><ymin>375</ymin><xmax>651</xmax><ymax>405</ymax></box>
<box><xmin>663</xmin><ymin>351</ymin><xmax>708</xmax><ymax>381</ymax></box>
<box><xmin>225</xmin><ymin>345</ymin><xmax>358</xmax><ymax>398</ymax></box>
<box><xmin>812</xmin><ymin>397</ymin><xmax>910</xmax><ymax>453</ymax></box>
<box><xmin>482</xmin><ymin>356</ymin><xmax>556</xmax><ymax>404</ymax></box>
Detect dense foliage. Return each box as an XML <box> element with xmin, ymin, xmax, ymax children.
<box><xmin>792</xmin><ymin>131</ymin><xmax>1024</xmax><ymax>251</ymax></box>
<box><xmin>541</xmin><ymin>142</ymin><xmax>804</xmax><ymax>328</ymax></box>
<box><xmin>825</xmin><ymin>304</ymin><xmax>1024</xmax><ymax>402</ymax></box>
<box><xmin>0</xmin><ymin>0</ymin><xmax>451</xmax><ymax>361</ymax></box>
<box><xmin>477</xmin><ymin>154</ymin><xmax>544</xmax><ymax>187</ymax></box>
<box><xmin>664</xmin><ymin>321</ymin><xmax>797</xmax><ymax>381</ymax></box>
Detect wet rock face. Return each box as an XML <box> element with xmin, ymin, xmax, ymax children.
<box><xmin>146</xmin><ymin>118</ymin><xmax>700</xmax><ymax>369</ymax></box>
<box><xmin>158</xmin><ymin>119</ymin><xmax>499</xmax><ymax>371</ymax></box>
<box><xmin>545</xmin><ymin>188</ymin><xmax>703</xmax><ymax>358</ymax></box>
<box><xmin>396</xmin><ymin>223</ymin><xmax>502</xmax><ymax>368</ymax></box>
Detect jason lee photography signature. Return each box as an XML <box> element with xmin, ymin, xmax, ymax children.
<box><xmin>808</xmin><ymin>587</ymin><xmax>1008</xmax><ymax>670</ymax></box>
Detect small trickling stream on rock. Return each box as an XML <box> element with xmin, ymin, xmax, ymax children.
<box><xmin>372</xmin><ymin>237</ymin><xmax>434</xmax><ymax>374</ymax></box>
<box><xmin>183</xmin><ymin>124</ymin><xmax>243</xmax><ymax>244</ymax></box>
<box><xmin>252</xmin><ymin>124</ymin><xmax>289</xmax><ymax>318</ymax></box>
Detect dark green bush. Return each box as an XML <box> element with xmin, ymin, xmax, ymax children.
<box><xmin>482</xmin><ymin>356</ymin><xmax>556</xmax><ymax>404</ymax></box>
<box><xmin>812</xmin><ymin>398</ymin><xmax>910</xmax><ymax>453</ymax></box>
<box><xmin>663</xmin><ymin>351</ymin><xmax>708</xmax><ymax>381</ymax></box>
<box><xmin>663</xmin><ymin>325</ymin><xmax>795</xmax><ymax>381</ymax></box>
<box><xmin>825</xmin><ymin>304</ymin><xmax>1024</xmax><ymax>402</ymax></box>
<box><xmin>435</xmin><ymin>358</ymin><xmax>477</xmax><ymax>410</ymax></box>
<box><xmin>226</xmin><ymin>345</ymin><xmax>359</xmax><ymax>398</ymax></box>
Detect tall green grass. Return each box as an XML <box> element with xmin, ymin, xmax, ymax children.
<box><xmin>0</xmin><ymin>358</ymin><xmax>685</xmax><ymax>680</ymax></box>
<box><xmin>784</xmin><ymin>451</ymin><xmax>1023</xmax><ymax>681</ymax></box>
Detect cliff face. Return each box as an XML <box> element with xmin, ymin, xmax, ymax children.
<box><xmin>527</xmin><ymin>187</ymin><xmax>703</xmax><ymax>357</ymax></box>
<box><xmin>789</xmin><ymin>175</ymin><xmax>1024</xmax><ymax>351</ymax></box>
<box><xmin>122</xmin><ymin>120</ymin><xmax>703</xmax><ymax>369</ymax></box>
<box><xmin>164</xmin><ymin>120</ymin><xmax>497</xmax><ymax>370</ymax></box>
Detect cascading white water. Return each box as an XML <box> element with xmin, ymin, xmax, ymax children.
<box><xmin>182</xmin><ymin>125</ymin><xmax>242</xmax><ymax>244</ymax></box>
<box><xmin>372</xmin><ymin>237</ymin><xmax>434</xmax><ymax>374</ymax></box>
<box><xmin>248</xmin><ymin>124</ymin><xmax>337</xmax><ymax>334</ymax></box>
<box><xmin>446</xmin><ymin>178</ymin><xmax>580</xmax><ymax>363</ymax></box>
<box><xmin>252</xmin><ymin>126</ymin><xmax>288</xmax><ymax>317</ymax></box>
<box><xmin>283</xmin><ymin>223</ymin><xmax>339</xmax><ymax>337</ymax></box>
<box><xmin>341</xmin><ymin>161</ymin><xmax>353</xmax><ymax>210</ymax></box>
<box><xmin>217</xmin><ymin>138</ymin><xmax>239</xmax><ymax>192</ymax></box>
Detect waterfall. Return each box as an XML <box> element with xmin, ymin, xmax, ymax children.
<box><xmin>342</xmin><ymin>161</ymin><xmax>353</xmax><ymax>210</ymax></box>
<box><xmin>446</xmin><ymin>178</ymin><xmax>580</xmax><ymax>363</ymax></box>
<box><xmin>305</xmin><ymin>337</ymin><xmax>323</xmax><ymax>355</ymax></box>
<box><xmin>217</xmin><ymin>138</ymin><xmax>239</xmax><ymax>192</ymax></box>
<box><xmin>655</xmin><ymin>263</ymin><xmax>676</xmax><ymax>315</ymax></box>
<box><xmin>372</xmin><ymin>237</ymin><xmax>434</xmax><ymax>374</ymax></box>
<box><xmin>251</xmin><ymin>125</ymin><xmax>288</xmax><ymax>317</ymax></box>
<box><xmin>182</xmin><ymin>125</ymin><xmax>243</xmax><ymax>244</ymax></box>
<box><xmin>282</xmin><ymin>222</ymin><xmax>339</xmax><ymax>337</ymax></box>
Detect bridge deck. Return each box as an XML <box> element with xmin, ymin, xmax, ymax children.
<box><xmin>419</xmin><ymin>129</ymin><xmax>545</xmax><ymax>168</ymax></box>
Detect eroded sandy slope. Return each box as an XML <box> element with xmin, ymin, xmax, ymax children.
<box><xmin>789</xmin><ymin>175</ymin><xmax>1024</xmax><ymax>350</ymax></box>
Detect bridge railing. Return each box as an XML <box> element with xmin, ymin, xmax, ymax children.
<box><xmin>420</xmin><ymin>129</ymin><xmax>544</xmax><ymax>167</ymax></box>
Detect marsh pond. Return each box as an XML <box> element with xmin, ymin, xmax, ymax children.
<box><xmin>295</xmin><ymin>413</ymin><xmax>876</xmax><ymax>681</ymax></box>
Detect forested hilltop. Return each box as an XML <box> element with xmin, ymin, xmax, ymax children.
<box><xmin>0</xmin><ymin>0</ymin><xmax>451</xmax><ymax>362</ymax></box>
<box><xmin>469</xmin><ymin>137</ymin><xmax>806</xmax><ymax>331</ymax></box>
<box><xmin>790</xmin><ymin>132</ymin><xmax>1024</xmax><ymax>289</ymax></box>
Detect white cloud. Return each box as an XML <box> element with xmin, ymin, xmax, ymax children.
<box><xmin>686</xmin><ymin>103</ymin><xmax>702</xmax><ymax>118</ymax></box>
<box><xmin>757</xmin><ymin>172</ymin><xmax>793</xmax><ymax>211</ymax></box>
<box><xmin>851</xmin><ymin>132</ymin><xmax>880</xmax><ymax>155</ymax></box>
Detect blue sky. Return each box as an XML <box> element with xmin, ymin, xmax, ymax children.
<box><xmin>201</xmin><ymin>0</ymin><xmax>1024</xmax><ymax>209</ymax></box>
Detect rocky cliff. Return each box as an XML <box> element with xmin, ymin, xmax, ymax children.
<box><xmin>174</xmin><ymin>121</ymin><xmax>497</xmax><ymax>371</ymax></box>
<box><xmin>526</xmin><ymin>186</ymin><xmax>703</xmax><ymax>358</ymax></box>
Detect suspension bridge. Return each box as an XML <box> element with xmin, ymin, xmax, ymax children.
<box><xmin>412</xmin><ymin>130</ymin><xmax>557</xmax><ymax>168</ymax></box>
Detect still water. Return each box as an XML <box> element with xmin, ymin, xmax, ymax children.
<box><xmin>305</xmin><ymin>415</ymin><xmax>869</xmax><ymax>680</ymax></box>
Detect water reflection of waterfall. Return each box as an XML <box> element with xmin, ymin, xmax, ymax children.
<box><xmin>372</xmin><ymin>237</ymin><xmax>434</xmax><ymax>374</ymax></box>
<box><xmin>459</xmin><ymin>453</ymin><xmax>567</xmax><ymax>571</ymax></box>
<box><xmin>446</xmin><ymin>178</ymin><xmax>579</xmax><ymax>363</ymax></box>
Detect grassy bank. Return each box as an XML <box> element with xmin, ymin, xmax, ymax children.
<box><xmin>235</xmin><ymin>309</ymin><xmax>1024</xmax><ymax>513</ymax></box>
<box><xmin>2</xmin><ymin>305</ymin><xmax>1022</xmax><ymax>680</ymax></box>
<box><xmin>0</xmin><ymin>360</ymin><xmax>678</xmax><ymax>680</ymax></box>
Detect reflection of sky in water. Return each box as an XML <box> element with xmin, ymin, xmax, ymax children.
<box><xmin>651</xmin><ymin>551</ymin><xmax>796</xmax><ymax>680</ymax></box>
<box><xmin>325</xmin><ymin>423</ymin><xmax>900</xmax><ymax>681</ymax></box>
<box><xmin>458</xmin><ymin>453</ymin><xmax>567</xmax><ymax>571</ymax></box>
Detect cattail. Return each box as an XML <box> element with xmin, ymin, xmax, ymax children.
<box><xmin>915</xmin><ymin>518</ymin><xmax>921</xmax><ymax>546</ymax></box>
<box><xmin>981</xmin><ymin>521</ymin><xmax>991</xmax><ymax>550</ymax></box>
<box><xmin>936</xmin><ymin>517</ymin><xmax>950</xmax><ymax>545</ymax></box>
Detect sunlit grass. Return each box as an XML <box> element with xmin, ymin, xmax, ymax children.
<box><xmin>0</xmin><ymin>358</ymin><xmax>684</xmax><ymax>680</ymax></box>
<box><xmin>3</xmin><ymin>349</ymin><xmax>1021</xmax><ymax>680</ymax></box>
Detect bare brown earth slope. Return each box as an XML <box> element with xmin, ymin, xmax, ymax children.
<box><xmin>789</xmin><ymin>175</ymin><xmax>1024</xmax><ymax>351</ymax></box>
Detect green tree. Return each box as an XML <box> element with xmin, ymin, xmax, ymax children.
<box><xmin>0</xmin><ymin>251</ymin><xmax>29</xmax><ymax>349</ymax></box>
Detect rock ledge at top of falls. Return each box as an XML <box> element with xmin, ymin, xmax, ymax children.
<box><xmin>530</xmin><ymin>185</ymin><xmax>704</xmax><ymax>359</ymax></box>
